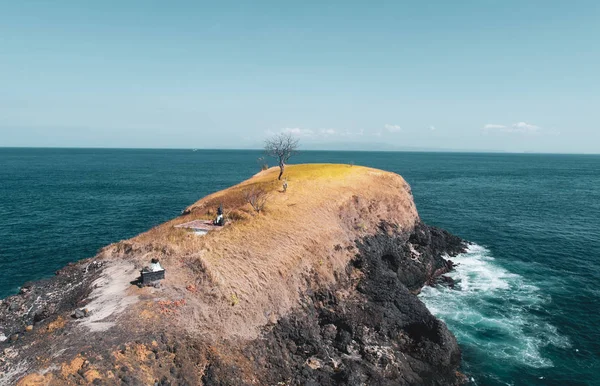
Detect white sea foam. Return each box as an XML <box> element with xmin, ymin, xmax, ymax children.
<box><xmin>420</xmin><ymin>244</ymin><xmax>570</xmax><ymax>370</ymax></box>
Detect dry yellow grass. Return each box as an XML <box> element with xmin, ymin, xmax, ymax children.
<box><xmin>15</xmin><ymin>373</ymin><xmax>53</xmax><ymax>386</ymax></box>
<box><xmin>100</xmin><ymin>164</ymin><xmax>419</xmax><ymax>339</ymax></box>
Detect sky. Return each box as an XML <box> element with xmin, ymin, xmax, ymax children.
<box><xmin>0</xmin><ymin>1</ymin><xmax>599</xmax><ymax>153</ymax></box>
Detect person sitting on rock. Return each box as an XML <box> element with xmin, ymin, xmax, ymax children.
<box><xmin>149</xmin><ymin>258</ymin><xmax>163</xmax><ymax>272</ymax></box>
<box><xmin>213</xmin><ymin>204</ymin><xmax>224</xmax><ymax>226</ymax></box>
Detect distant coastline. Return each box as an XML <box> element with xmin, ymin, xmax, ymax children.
<box><xmin>2</xmin><ymin>146</ymin><xmax>599</xmax><ymax>155</ymax></box>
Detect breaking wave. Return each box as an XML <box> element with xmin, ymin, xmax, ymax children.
<box><xmin>419</xmin><ymin>244</ymin><xmax>570</xmax><ymax>377</ymax></box>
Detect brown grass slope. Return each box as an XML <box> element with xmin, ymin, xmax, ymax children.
<box><xmin>102</xmin><ymin>164</ymin><xmax>419</xmax><ymax>340</ymax></box>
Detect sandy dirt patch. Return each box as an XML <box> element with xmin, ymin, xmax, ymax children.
<box><xmin>79</xmin><ymin>261</ymin><xmax>139</xmax><ymax>332</ymax></box>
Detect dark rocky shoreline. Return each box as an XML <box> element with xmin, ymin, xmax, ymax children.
<box><xmin>0</xmin><ymin>221</ymin><xmax>468</xmax><ymax>385</ymax></box>
<box><xmin>0</xmin><ymin>260</ymin><xmax>103</xmax><ymax>344</ymax></box>
<box><xmin>200</xmin><ymin>221</ymin><xmax>468</xmax><ymax>385</ymax></box>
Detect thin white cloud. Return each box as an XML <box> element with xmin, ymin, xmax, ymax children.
<box><xmin>266</xmin><ymin>127</ymin><xmax>363</xmax><ymax>140</ymax></box>
<box><xmin>483</xmin><ymin>124</ymin><xmax>507</xmax><ymax>130</ymax></box>
<box><xmin>429</xmin><ymin>125</ymin><xmax>437</xmax><ymax>131</ymax></box>
<box><xmin>319</xmin><ymin>128</ymin><xmax>337</xmax><ymax>136</ymax></box>
<box><xmin>511</xmin><ymin>122</ymin><xmax>540</xmax><ymax>132</ymax></box>
<box><xmin>384</xmin><ymin>124</ymin><xmax>402</xmax><ymax>133</ymax></box>
<box><xmin>340</xmin><ymin>129</ymin><xmax>364</xmax><ymax>137</ymax></box>
<box><xmin>281</xmin><ymin>127</ymin><xmax>314</xmax><ymax>137</ymax></box>
<box><xmin>483</xmin><ymin>122</ymin><xmax>541</xmax><ymax>134</ymax></box>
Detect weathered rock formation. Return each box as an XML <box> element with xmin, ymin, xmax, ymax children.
<box><xmin>0</xmin><ymin>164</ymin><xmax>467</xmax><ymax>385</ymax></box>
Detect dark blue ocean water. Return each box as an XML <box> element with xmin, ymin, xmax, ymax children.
<box><xmin>1</xmin><ymin>148</ymin><xmax>598</xmax><ymax>385</ymax></box>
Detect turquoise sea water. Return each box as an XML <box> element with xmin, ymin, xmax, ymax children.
<box><xmin>0</xmin><ymin>148</ymin><xmax>598</xmax><ymax>385</ymax></box>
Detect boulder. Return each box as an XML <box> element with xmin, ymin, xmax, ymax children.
<box><xmin>73</xmin><ymin>308</ymin><xmax>89</xmax><ymax>319</ymax></box>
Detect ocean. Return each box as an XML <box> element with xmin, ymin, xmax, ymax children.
<box><xmin>0</xmin><ymin>148</ymin><xmax>598</xmax><ymax>385</ymax></box>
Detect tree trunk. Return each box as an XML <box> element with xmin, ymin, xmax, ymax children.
<box><xmin>278</xmin><ymin>162</ymin><xmax>284</xmax><ymax>180</ymax></box>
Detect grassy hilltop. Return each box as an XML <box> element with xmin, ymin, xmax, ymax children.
<box><xmin>109</xmin><ymin>164</ymin><xmax>419</xmax><ymax>339</ymax></box>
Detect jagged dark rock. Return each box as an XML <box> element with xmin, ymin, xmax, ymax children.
<box><xmin>200</xmin><ymin>222</ymin><xmax>468</xmax><ymax>386</ymax></box>
<box><xmin>0</xmin><ymin>259</ymin><xmax>101</xmax><ymax>340</ymax></box>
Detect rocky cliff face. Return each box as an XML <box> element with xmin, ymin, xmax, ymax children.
<box><xmin>201</xmin><ymin>222</ymin><xmax>467</xmax><ymax>386</ymax></box>
<box><xmin>0</xmin><ymin>165</ymin><xmax>468</xmax><ymax>385</ymax></box>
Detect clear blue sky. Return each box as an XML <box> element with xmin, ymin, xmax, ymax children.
<box><xmin>1</xmin><ymin>1</ymin><xmax>598</xmax><ymax>153</ymax></box>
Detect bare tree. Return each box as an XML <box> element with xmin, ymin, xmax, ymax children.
<box><xmin>264</xmin><ymin>133</ymin><xmax>299</xmax><ymax>180</ymax></box>
<box><xmin>243</xmin><ymin>184</ymin><xmax>269</xmax><ymax>213</ymax></box>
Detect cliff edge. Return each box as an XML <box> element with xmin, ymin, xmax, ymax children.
<box><xmin>0</xmin><ymin>164</ymin><xmax>467</xmax><ymax>385</ymax></box>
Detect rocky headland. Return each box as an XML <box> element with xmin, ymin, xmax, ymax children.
<box><xmin>0</xmin><ymin>164</ymin><xmax>467</xmax><ymax>385</ymax></box>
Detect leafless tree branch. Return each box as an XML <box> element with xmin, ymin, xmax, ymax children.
<box><xmin>243</xmin><ymin>185</ymin><xmax>269</xmax><ymax>213</ymax></box>
<box><xmin>264</xmin><ymin>133</ymin><xmax>299</xmax><ymax>180</ymax></box>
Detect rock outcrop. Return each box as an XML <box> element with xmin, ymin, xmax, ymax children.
<box><xmin>200</xmin><ymin>222</ymin><xmax>466</xmax><ymax>385</ymax></box>
<box><xmin>0</xmin><ymin>164</ymin><xmax>467</xmax><ymax>385</ymax></box>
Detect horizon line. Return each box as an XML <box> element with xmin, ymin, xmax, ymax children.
<box><xmin>0</xmin><ymin>146</ymin><xmax>599</xmax><ymax>156</ymax></box>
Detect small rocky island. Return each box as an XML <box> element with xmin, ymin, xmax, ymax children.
<box><xmin>0</xmin><ymin>164</ymin><xmax>467</xmax><ymax>385</ymax></box>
